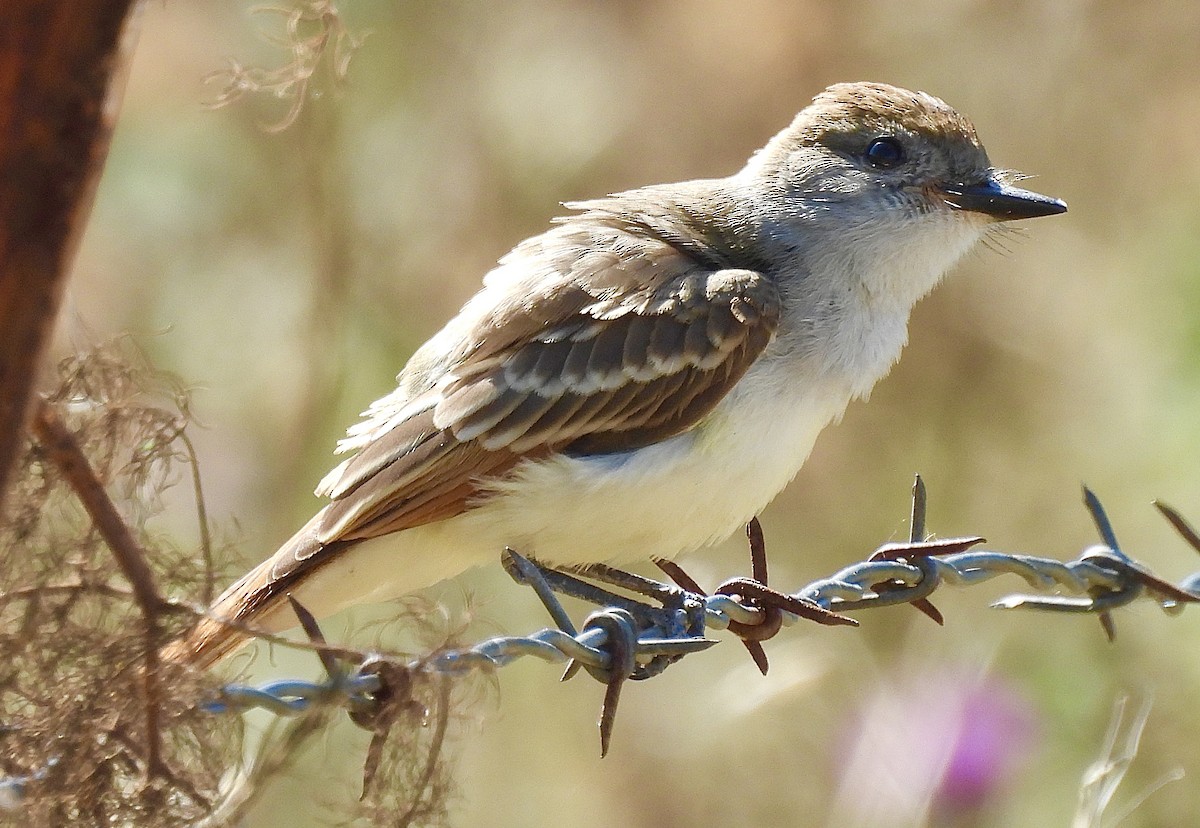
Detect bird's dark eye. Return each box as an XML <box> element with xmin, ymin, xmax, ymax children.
<box><xmin>864</xmin><ymin>137</ymin><xmax>905</xmax><ymax>169</ymax></box>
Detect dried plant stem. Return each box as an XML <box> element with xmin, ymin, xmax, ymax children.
<box><xmin>1</xmin><ymin>581</ymin><xmax>136</xmax><ymax>602</ymax></box>
<box><xmin>31</xmin><ymin>398</ymin><xmax>168</xmax><ymax>776</ymax></box>
<box><xmin>32</xmin><ymin>401</ymin><xmax>165</xmax><ymax>614</ymax></box>
<box><xmin>397</xmin><ymin>673</ymin><xmax>451</xmax><ymax>828</ymax></box>
<box><xmin>177</xmin><ymin>429</ymin><xmax>216</xmax><ymax>605</ymax></box>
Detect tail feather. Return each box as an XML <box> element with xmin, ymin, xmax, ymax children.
<box><xmin>160</xmin><ymin>511</ymin><xmax>347</xmax><ymax>669</ymax></box>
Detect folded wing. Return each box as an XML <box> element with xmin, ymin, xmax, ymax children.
<box><xmin>317</xmin><ymin>219</ymin><xmax>781</xmax><ymax>544</ymax></box>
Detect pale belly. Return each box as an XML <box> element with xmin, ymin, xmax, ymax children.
<box><xmin>274</xmin><ymin>371</ymin><xmax>852</xmax><ymax>627</ymax></box>
<box><xmin>472</xmin><ymin>378</ymin><xmax>845</xmax><ymax>566</ymax></box>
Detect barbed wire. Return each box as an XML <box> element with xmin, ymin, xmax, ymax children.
<box><xmin>5</xmin><ymin>478</ymin><xmax>1200</xmax><ymax>811</ymax></box>
<box><xmin>205</xmin><ymin>479</ymin><xmax>1200</xmax><ymax>756</ymax></box>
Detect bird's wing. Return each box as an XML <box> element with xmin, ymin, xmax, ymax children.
<box><xmin>317</xmin><ymin>216</ymin><xmax>782</xmax><ymax>543</ymax></box>
<box><xmin>168</xmin><ymin>215</ymin><xmax>782</xmax><ymax>667</ymax></box>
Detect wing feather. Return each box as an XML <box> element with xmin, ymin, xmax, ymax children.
<box><xmin>315</xmin><ymin>215</ymin><xmax>781</xmax><ymax>545</ymax></box>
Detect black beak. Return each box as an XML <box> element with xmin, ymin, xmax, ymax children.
<box><xmin>939</xmin><ymin>178</ymin><xmax>1067</xmax><ymax>221</ymax></box>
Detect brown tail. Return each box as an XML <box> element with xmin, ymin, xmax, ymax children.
<box><xmin>160</xmin><ymin>510</ymin><xmax>348</xmax><ymax>669</ymax></box>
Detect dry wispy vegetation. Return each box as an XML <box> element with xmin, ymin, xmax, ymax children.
<box><xmin>0</xmin><ymin>342</ymin><xmax>236</xmax><ymax>824</ymax></box>
<box><xmin>0</xmin><ymin>342</ymin><xmax>479</xmax><ymax>826</ymax></box>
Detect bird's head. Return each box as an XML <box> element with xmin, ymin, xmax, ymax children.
<box><xmin>748</xmin><ymin>81</ymin><xmax>1066</xmax><ymax>225</ymax></box>
<box><xmin>741</xmin><ymin>82</ymin><xmax>1066</xmax><ymax>310</ymax></box>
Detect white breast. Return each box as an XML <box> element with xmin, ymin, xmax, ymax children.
<box><xmin>461</xmin><ymin>359</ymin><xmax>851</xmax><ymax>566</ymax></box>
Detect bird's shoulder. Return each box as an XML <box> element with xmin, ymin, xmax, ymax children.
<box><xmin>335</xmin><ymin>186</ymin><xmax>778</xmax><ymax>450</ymax></box>
<box><xmin>314</xmin><ymin>187</ymin><xmax>782</xmax><ymax>535</ymax></box>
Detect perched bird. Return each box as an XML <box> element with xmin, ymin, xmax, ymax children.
<box><xmin>167</xmin><ymin>82</ymin><xmax>1066</xmax><ymax>667</ymax></box>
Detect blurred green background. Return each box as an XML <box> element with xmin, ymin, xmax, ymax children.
<box><xmin>63</xmin><ymin>1</ymin><xmax>1200</xmax><ymax>825</ymax></box>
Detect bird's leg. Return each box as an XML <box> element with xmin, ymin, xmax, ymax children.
<box><xmin>567</xmin><ymin>561</ymin><xmax>685</xmax><ymax>605</ymax></box>
<box><xmin>502</xmin><ymin>550</ymin><xmax>679</xmax><ymax>623</ymax></box>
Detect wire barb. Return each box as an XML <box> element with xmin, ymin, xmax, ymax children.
<box><xmin>8</xmin><ymin>481</ymin><xmax>1200</xmax><ymax>810</ymax></box>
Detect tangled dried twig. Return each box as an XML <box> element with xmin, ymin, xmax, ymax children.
<box><xmin>0</xmin><ymin>342</ymin><xmax>235</xmax><ymax>826</ymax></box>
<box><xmin>1</xmin><ymin>339</ymin><xmax>469</xmax><ymax>826</ymax></box>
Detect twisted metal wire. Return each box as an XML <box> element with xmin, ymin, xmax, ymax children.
<box><xmin>6</xmin><ymin>483</ymin><xmax>1200</xmax><ymax>804</ymax></box>
<box><xmin>208</xmin><ymin>486</ymin><xmax>1200</xmax><ymax>721</ymax></box>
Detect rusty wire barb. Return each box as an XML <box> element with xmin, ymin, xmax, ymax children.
<box><xmin>181</xmin><ymin>477</ymin><xmax>1200</xmax><ymax>762</ymax></box>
